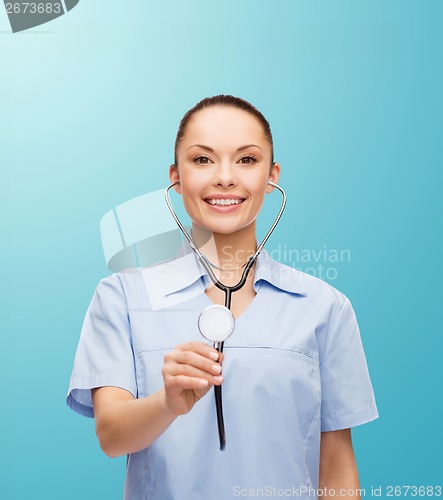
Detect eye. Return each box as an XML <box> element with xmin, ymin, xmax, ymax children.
<box><xmin>193</xmin><ymin>155</ymin><xmax>213</xmax><ymax>165</ymax></box>
<box><xmin>238</xmin><ymin>155</ymin><xmax>257</xmax><ymax>165</ymax></box>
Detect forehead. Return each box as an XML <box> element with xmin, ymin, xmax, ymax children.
<box><xmin>181</xmin><ymin>106</ymin><xmax>268</xmax><ymax>148</ymax></box>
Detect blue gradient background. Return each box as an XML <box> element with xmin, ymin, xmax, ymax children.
<box><xmin>1</xmin><ymin>1</ymin><xmax>442</xmax><ymax>499</ymax></box>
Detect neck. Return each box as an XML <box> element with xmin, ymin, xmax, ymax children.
<box><xmin>191</xmin><ymin>223</ymin><xmax>257</xmax><ymax>277</ymax></box>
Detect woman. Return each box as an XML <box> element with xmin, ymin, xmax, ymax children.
<box><xmin>67</xmin><ymin>95</ymin><xmax>378</xmax><ymax>499</ymax></box>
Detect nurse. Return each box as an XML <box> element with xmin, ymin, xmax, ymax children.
<box><xmin>67</xmin><ymin>95</ymin><xmax>379</xmax><ymax>499</ymax></box>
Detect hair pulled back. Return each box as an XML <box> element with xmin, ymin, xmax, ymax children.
<box><xmin>174</xmin><ymin>95</ymin><xmax>274</xmax><ymax>165</ymax></box>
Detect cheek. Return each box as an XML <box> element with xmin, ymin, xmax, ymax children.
<box><xmin>243</xmin><ymin>174</ymin><xmax>269</xmax><ymax>198</ymax></box>
<box><xmin>179</xmin><ymin>178</ymin><xmax>205</xmax><ymax>215</ymax></box>
<box><xmin>179</xmin><ymin>166</ymin><xmax>208</xmax><ymax>191</ymax></box>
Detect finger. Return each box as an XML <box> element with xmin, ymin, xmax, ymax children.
<box><xmin>164</xmin><ymin>373</ymin><xmax>209</xmax><ymax>391</ymax></box>
<box><xmin>164</xmin><ymin>373</ymin><xmax>224</xmax><ymax>393</ymax></box>
<box><xmin>164</xmin><ymin>361</ymin><xmax>224</xmax><ymax>385</ymax></box>
<box><xmin>175</xmin><ymin>341</ymin><xmax>220</xmax><ymax>361</ymax></box>
<box><xmin>173</xmin><ymin>350</ymin><xmax>223</xmax><ymax>375</ymax></box>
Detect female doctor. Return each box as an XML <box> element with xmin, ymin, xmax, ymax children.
<box><xmin>67</xmin><ymin>95</ymin><xmax>378</xmax><ymax>499</ymax></box>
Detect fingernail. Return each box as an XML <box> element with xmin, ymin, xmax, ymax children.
<box><xmin>199</xmin><ymin>379</ymin><xmax>209</xmax><ymax>387</ymax></box>
<box><xmin>212</xmin><ymin>364</ymin><xmax>222</xmax><ymax>374</ymax></box>
<box><xmin>209</xmin><ymin>351</ymin><xmax>219</xmax><ymax>361</ymax></box>
<box><xmin>213</xmin><ymin>375</ymin><xmax>224</xmax><ymax>384</ymax></box>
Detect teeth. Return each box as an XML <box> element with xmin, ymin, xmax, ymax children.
<box><xmin>206</xmin><ymin>199</ymin><xmax>243</xmax><ymax>206</ymax></box>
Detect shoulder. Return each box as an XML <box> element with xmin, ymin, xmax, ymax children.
<box><xmin>262</xmin><ymin>251</ymin><xmax>349</xmax><ymax>310</ymax></box>
<box><xmin>95</xmin><ymin>267</ymin><xmax>139</xmax><ymax>289</ymax></box>
<box><xmin>94</xmin><ymin>267</ymin><xmax>150</xmax><ymax>305</ymax></box>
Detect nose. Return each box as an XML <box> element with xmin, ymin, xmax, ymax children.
<box><xmin>213</xmin><ymin>160</ymin><xmax>237</xmax><ymax>188</ymax></box>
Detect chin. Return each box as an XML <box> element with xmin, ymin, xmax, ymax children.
<box><xmin>199</xmin><ymin>220</ymin><xmax>253</xmax><ymax>237</ymax></box>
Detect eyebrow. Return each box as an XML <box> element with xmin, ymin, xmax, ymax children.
<box><xmin>187</xmin><ymin>144</ymin><xmax>262</xmax><ymax>152</ymax></box>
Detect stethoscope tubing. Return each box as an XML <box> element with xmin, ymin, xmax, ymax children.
<box><xmin>165</xmin><ymin>181</ymin><xmax>286</xmax><ymax>296</ymax></box>
<box><xmin>164</xmin><ymin>180</ymin><xmax>286</xmax><ymax>450</ymax></box>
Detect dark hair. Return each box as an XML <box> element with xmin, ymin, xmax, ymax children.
<box><xmin>174</xmin><ymin>95</ymin><xmax>274</xmax><ymax>165</ymax></box>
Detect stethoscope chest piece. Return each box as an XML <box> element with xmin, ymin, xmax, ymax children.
<box><xmin>198</xmin><ymin>304</ymin><xmax>235</xmax><ymax>344</ymax></box>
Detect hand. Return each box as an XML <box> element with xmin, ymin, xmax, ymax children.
<box><xmin>162</xmin><ymin>341</ymin><xmax>224</xmax><ymax>416</ymax></box>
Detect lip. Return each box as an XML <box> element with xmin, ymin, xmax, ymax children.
<box><xmin>203</xmin><ymin>194</ymin><xmax>246</xmax><ymax>213</ymax></box>
<box><xmin>204</xmin><ymin>193</ymin><xmax>245</xmax><ymax>200</ymax></box>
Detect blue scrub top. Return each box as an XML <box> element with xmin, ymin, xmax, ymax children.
<box><xmin>67</xmin><ymin>242</ymin><xmax>378</xmax><ymax>500</ymax></box>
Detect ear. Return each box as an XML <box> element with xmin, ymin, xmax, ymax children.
<box><xmin>266</xmin><ymin>162</ymin><xmax>281</xmax><ymax>193</ymax></box>
<box><xmin>169</xmin><ymin>164</ymin><xmax>182</xmax><ymax>194</ymax></box>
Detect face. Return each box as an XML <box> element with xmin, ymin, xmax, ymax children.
<box><xmin>170</xmin><ymin>106</ymin><xmax>280</xmax><ymax>236</ymax></box>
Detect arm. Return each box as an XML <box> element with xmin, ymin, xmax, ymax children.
<box><xmin>92</xmin><ymin>386</ymin><xmax>176</xmax><ymax>458</ymax></box>
<box><xmin>92</xmin><ymin>341</ymin><xmax>223</xmax><ymax>458</ymax></box>
<box><xmin>319</xmin><ymin>429</ymin><xmax>361</xmax><ymax>499</ymax></box>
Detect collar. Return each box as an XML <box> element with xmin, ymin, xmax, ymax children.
<box><xmin>157</xmin><ymin>239</ymin><xmax>309</xmax><ymax>297</ymax></box>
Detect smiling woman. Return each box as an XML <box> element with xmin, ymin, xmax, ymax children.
<box><xmin>170</xmin><ymin>102</ymin><xmax>279</xmax><ymax>240</ymax></box>
<box><xmin>66</xmin><ymin>95</ymin><xmax>379</xmax><ymax>500</ymax></box>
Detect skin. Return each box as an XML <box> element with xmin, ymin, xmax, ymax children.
<box><xmin>92</xmin><ymin>106</ymin><xmax>361</xmax><ymax>498</ymax></box>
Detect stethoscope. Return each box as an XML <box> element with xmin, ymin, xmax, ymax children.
<box><xmin>165</xmin><ymin>180</ymin><xmax>286</xmax><ymax>450</ymax></box>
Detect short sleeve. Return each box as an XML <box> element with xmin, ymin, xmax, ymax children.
<box><xmin>320</xmin><ymin>297</ymin><xmax>379</xmax><ymax>431</ymax></box>
<box><xmin>66</xmin><ymin>273</ymin><xmax>137</xmax><ymax>418</ymax></box>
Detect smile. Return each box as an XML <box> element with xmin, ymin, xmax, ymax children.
<box><xmin>204</xmin><ymin>198</ymin><xmax>245</xmax><ymax>206</ymax></box>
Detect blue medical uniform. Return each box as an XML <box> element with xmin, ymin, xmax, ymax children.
<box><xmin>67</xmin><ymin>242</ymin><xmax>378</xmax><ymax>499</ymax></box>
